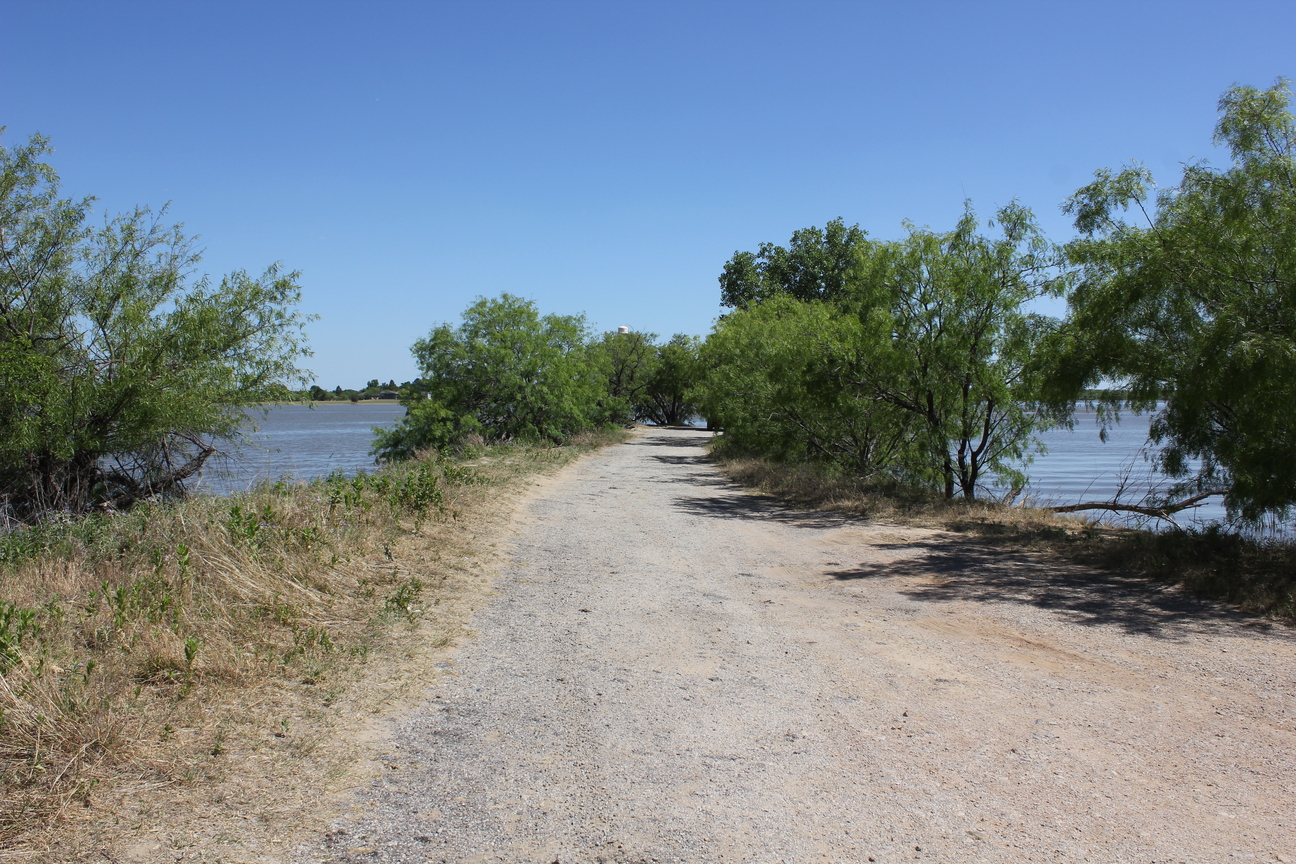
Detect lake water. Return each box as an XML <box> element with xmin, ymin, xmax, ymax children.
<box><xmin>198</xmin><ymin>402</ymin><xmax>1237</xmax><ymax>530</ymax></box>
<box><xmin>1023</xmin><ymin>406</ymin><xmax>1230</xmax><ymax>529</ymax></box>
<box><xmin>196</xmin><ymin>402</ymin><xmax>406</xmax><ymax>496</ymax></box>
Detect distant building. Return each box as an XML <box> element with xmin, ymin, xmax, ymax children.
<box><xmin>377</xmin><ymin>391</ymin><xmax>399</xmax><ymax>400</ymax></box>
<box><xmin>617</xmin><ymin>325</ymin><xmax>630</xmax><ymax>334</ymax></box>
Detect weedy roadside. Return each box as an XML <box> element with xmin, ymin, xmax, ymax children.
<box><xmin>716</xmin><ymin>455</ymin><xmax>1296</xmax><ymax>624</ymax></box>
<box><xmin>0</xmin><ymin>428</ymin><xmax>628</xmax><ymax>857</ymax></box>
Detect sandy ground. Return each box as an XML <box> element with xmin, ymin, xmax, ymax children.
<box><xmin>290</xmin><ymin>427</ymin><xmax>1295</xmax><ymax>864</ymax></box>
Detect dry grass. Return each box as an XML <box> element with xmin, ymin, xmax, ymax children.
<box><xmin>0</xmin><ymin>428</ymin><xmax>628</xmax><ymax>858</ymax></box>
<box><xmin>715</xmin><ymin>454</ymin><xmax>1296</xmax><ymax>624</ymax></box>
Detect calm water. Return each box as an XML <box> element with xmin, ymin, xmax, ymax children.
<box><xmin>1024</xmin><ymin>406</ymin><xmax>1230</xmax><ymax>529</ymax></box>
<box><xmin>198</xmin><ymin>402</ymin><xmax>1235</xmax><ymax>528</ymax></box>
<box><xmin>196</xmin><ymin>402</ymin><xmax>406</xmax><ymax>496</ymax></box>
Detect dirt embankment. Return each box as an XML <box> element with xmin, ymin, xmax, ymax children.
<box><xmin>280</xmin><ymin>427</ymin><xmax>1294</xmax><ymax>863</ymax></box>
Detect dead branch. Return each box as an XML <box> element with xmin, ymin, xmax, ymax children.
<box><xmin>1046</xmin><ymin>491</ymin><xmax>1219</xmax><ymax>519</ymax></box>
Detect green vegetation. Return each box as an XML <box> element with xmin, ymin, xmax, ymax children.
<box><xmin>700</xmin><ymin>79</ymin><xmax>1296</xmax><ymax>531</ymax></box>
<box><xmin>696</xmin><ymin>79</ymin><xmax>1296</xmax><ymax>622</ymax></box>
<box><xmin>0</xmin><ymin>428</ymin><xmax>627</xmax><ymax>849</ymax></box>
<box><xmin>699</xmin><ymin>203</ymin><xmax>1068</xmax><ymax>501</ymax></box>
<box><xmin>592</xmin><ymin>329</ymin><xmax>702</xmax><ymax>426</ymax></box>
<box><xmin>374</xmin><ymin>295</ymin><xmax>703</xmax><ymax>461</ymax></box>
<box><xmin>373</xmin><ymin>294</ymin><xmax>610</xmax><ymax>459</ymax></box>
<box><xmin>1043</xmin><ymin>79</ymin><xmax>1296</xmax><ymax>526</ymax></box>
<box><xmin>0</xmin><ymin>133</ymin><xmax>312</xmax><ymax>522</ymax></box>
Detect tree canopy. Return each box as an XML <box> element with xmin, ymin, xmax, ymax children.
<box><xmin>700</xmin><ymin>204</ymin><xmax>1065</xmax><ymax>500</ymax></box>
<box><xmin>0</xmin><ymin>132</ymin><xmax>312</xmax><ymax>521</ymax></box>
<box><xmin>373</xmin><ymin>294</ymin><xmax>610</xmax><ymax>460</ymax></box>
<box><xmin>719</xmin><ymin>218</ymin><xmax>869</xmax><ymax>309</ymax></box>
<box><xmin>1046</xmin><ymin>79</ymin><xmax>1296</xmax><ymax>523</ymax></box>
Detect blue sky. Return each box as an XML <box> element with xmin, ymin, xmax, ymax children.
<box><xmin>3</xmin><ymin>0</ymin><xmax>1293</xmax><ymax>388</ymax></box>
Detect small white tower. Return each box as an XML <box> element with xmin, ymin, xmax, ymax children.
<box><xmin>616</xmin><ymin>325</ymin><xmax>630</xmax><ymax>334</ymax></box>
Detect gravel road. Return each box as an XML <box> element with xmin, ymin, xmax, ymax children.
<box><xmin>295</xmin><ymin>428</ymin><xmax>1296</xmax><ymax>863</ymax></box>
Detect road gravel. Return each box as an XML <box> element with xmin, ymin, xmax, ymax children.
<box><xmin>294</xmin><ymin>427</ymin><xmax>1296</xmax><ymax>863</ymax></box>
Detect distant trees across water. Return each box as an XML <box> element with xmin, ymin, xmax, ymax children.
<box><xmin>306</xmin><ymin>380</ymin><xmax>412</xmax><ymax>403</ymax></box>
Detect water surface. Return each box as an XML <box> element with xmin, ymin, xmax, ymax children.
<box><xmin>196</xmin><ymin>402</ymin><xmax>405</xmax><ymax>496</ymax></box>
<box><xmin>1025</xmin><ymin>406</ymin><xmax>1228</xmax><ymax>528</ymax></box>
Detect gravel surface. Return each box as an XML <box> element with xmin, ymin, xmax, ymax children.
<box><xmin>295</xmin><ymin>428</ymin><xmax>1296</xmax><ymax>863</ymax></box>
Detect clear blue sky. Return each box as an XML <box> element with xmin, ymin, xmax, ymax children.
<box><xmin>3</xmin><ymin>0</ymin><xmax>1293</xmax><ymax>388</ymax></box>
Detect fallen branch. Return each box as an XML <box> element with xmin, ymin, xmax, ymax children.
<box><xmin>1047</xmin><ymin>491</ymin><xmax>1219</xmax><ymax>519</ymax></box>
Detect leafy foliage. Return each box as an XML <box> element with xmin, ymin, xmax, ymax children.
<box><xmin>719</xmin><ymin>217</ymin><xmax>869</xmax><ymax>309</ymax></box>
<box><xmin>373</xmin><ymin>294</ymin><xmax>609</xmax><ymax>459</ymax></box>
<box><xmin>0</xmin><ymin>133</ymin><xmax>311</xmax><ymax>520</ymax></box>
<box><xmin>636</xmin><ymin>333</ymin><xmax>702</xmax><ymax>426</ymax></box>
<box><xmin>696</xmin><ymin>297</ymin><xmax>911</xmax><ymax>474</ymax></box>
<box><xmin>590</xmin><ymin>328</ymin><xmax>659</xmax><ymax>423</ymax></box>
<box><xmin>851</xmin><ymin>203</ymin><xmax>1068</xmax><ymax>499</ymax></box>
<box><xmin>1047</xmin><ymin>79</ymin><xmax>1296</xmax><ymax>523</ymax></box>
<box><xmin>701</xmin><ymin>204</ymin><xmax>1066</xmax><ymax>500</ymax></box>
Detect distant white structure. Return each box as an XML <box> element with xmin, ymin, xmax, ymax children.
<box><xmin>617</xmin><ymin>325</ymin><xmax>630</xmax><ymax>334</ymax></box>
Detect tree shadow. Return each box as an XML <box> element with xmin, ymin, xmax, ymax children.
<box><xmin>647</xmin><ymin>454</ymin><xmax>730</xmax><ymax>486</ymax></box>
<box><xmin>640</xmin><ymin>429</ymin><xmax>1289</xmax><ymax>639</ymax></box>
<box><xmin>673</xmin><ymin>488</ymin><xmax>856</xmax><ymax>530</ymax></box>
<box><xmin>628</xmin><ymin>430</ymin><xmax>714</xmax><ymax>449</ymax></box>
<box><xmin>826</xmin><ymin>534</ymin><xmax>1288</xmax><ymax>639</ymax></box>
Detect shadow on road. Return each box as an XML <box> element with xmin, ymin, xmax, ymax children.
<box><xmin>636</xmin><ymin>427</ymin><xmax>1286</xmax><ymax>639</ymax></box>
<box><xmin>832</xmin><ymin>535</ymin><xmax>1283</xmax><ymax>638</ymax></box>
<box><xmin>672</xmin><ymin>489</ymin><xmax>856</xmax><ymax>530</ymax></box>
<box><xmin>628</xmin><ymin>431</ymin><xmax>714</xmax><ymax>449</ymax></box>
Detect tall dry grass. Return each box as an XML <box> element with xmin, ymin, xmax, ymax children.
<box><xmin>716</xmin><ymin>454</ymin><xmax>1296</xmax><ymax>623</ymax></box>
<box><xmin>0</xmin><ymin>429</ymin><xmax>627</xmax><ymax>852</ymax></box>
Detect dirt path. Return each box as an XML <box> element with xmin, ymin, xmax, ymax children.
<box><xmin>293</xmin><ymin>428</ymin><xmax>1295</xmax><ymax>863</ymax></box>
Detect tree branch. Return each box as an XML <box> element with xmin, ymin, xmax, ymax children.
<box><xmin>1047</xmin><ymin>490</ymin><xmax>1220</xmax><ymax>519</ymax></box>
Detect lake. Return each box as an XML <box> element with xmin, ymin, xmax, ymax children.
<box><xmin>196</xmin><ymin>402</ymin><xmax>407</xmax><ymax>496</ymax></box>
<box><xmin>1024</xmin><ymin>406</ymin><xmax>1230</xmax><ymax>529</ymax></box>
<box><xmin>198</xmin><ymin>402</ymin><xmax>1235</xmax><ymax>530</ymax></box>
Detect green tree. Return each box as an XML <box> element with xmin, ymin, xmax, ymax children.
<box><xmin>0</xmin><ymin>133</ymin><xmax>312</xmax><ymax>519</ymax></box>
<box><xmin>1048</xmin><ymin>79</ymin><xmax>1296</xmax><ymax>523</ymax></box>
<box><xmin>852</xmin><ymin>203</ymin><xmax>1067</xmax><ymax>499</ymax></box>
<box><xmin>373</xmin><ymin>294</ymin><xmax>605</xmax><ymax>459</ymax></box>
<box><xmin>719</xmin><ymin>218</ymin><xmax>869</xmax><ymax>309</ymax></box>
<box><xmin>637</xmin><ymin>334</ymin><xmax>702</xmax><ymax>426</ymax></box>
<box><xmin>702</xmin><ymin>204</ymin><xmax>1065</xmax><ymax>500</ymax></box>
<box><xmin>696</xmin><ymin>298</ymin><xmax>911</xmax><ymax>473</ymax></box>
<box><xmin>590</xmin><ymin>328</ymin><xmax>659</xmax><ymax>422</ymax></box>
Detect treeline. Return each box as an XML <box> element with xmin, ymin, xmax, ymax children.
<box><xmin>699</xmin><ymin>202</ymin><xmax>1064</xmax><ymax>502</ymax></box>
<box><xmin>697</xmin><ymin>80</ymin><xmax>1296</xmax><ymax>528</ymax></box>
<box><xmin>5</xmin><ymin>79</ymin><xmax>1292</xmax><ymax>533</ymax></box>
<box><xmin>373</xmin><ymin>294</ymin><xmax>702</xmax><ymax>461</ymax></box>
<box><xmin>305</xmin><ymin>380</ymin><xmax>407</xmax><ymax>402</ymax></box>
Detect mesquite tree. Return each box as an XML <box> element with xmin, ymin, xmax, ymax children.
<box><xmin>0</xmin><ymin>133</ymin><xmax>312</xmax><ymax>521</ymax></box>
